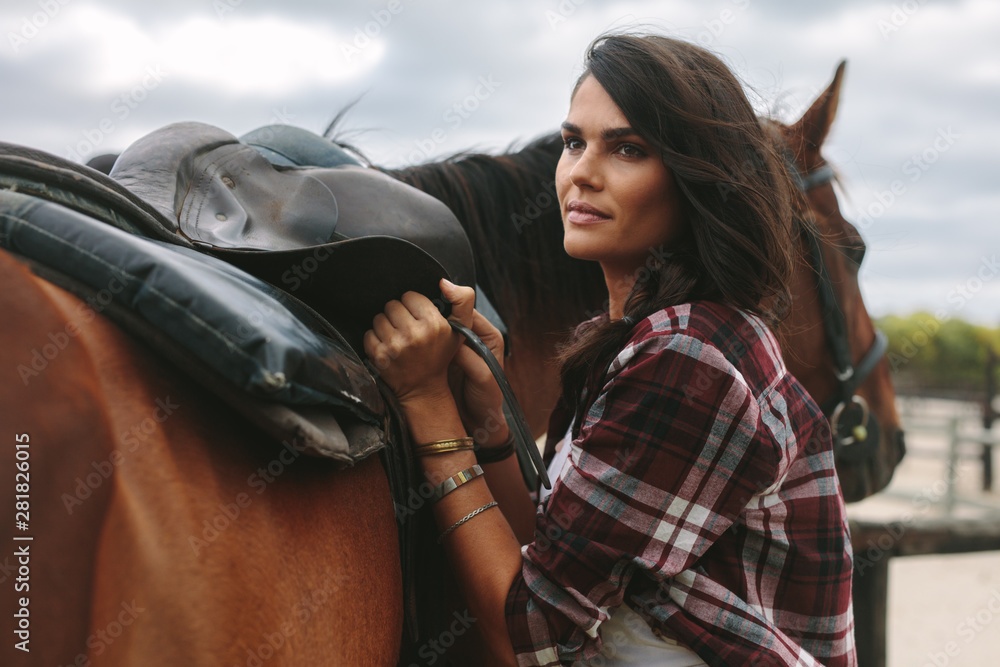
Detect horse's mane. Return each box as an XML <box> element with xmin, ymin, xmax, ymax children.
<box><xmin>377</xmin><ymin>134</ymin><xmax>607</xmax><ymax>335</ymax></box>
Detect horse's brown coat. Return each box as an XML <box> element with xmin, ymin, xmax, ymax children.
<box><xmin>778</xmin><ymin>61</ymin><xmax>904</xmax><ymax>500</ymax></box>
<box><xmin>0</xmin><ymin>252</ymin><xmax>402</xmax><ymax>666</ymax></box>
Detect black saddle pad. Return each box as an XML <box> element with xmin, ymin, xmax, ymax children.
<box><xmin>0</xmin><ymin>187</ymin><xmax>386</xmax><ymax>463</ymax></box>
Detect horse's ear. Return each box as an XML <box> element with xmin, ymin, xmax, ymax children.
<box><xmin>791</xmin><ymin>60</ymin><xmax>847</xmax><ymax>154</ymax></box>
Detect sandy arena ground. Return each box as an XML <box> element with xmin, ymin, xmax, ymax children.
<box><xmin>847</xmin><ymin>397</ymin><xmax>1000</xmax><ymax>667</ymax></box>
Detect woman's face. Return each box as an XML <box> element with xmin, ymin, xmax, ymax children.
<box><xmin>556</xmin><ymin>75</ymin><xmax>682</xmax><ymax>281</ymax></box>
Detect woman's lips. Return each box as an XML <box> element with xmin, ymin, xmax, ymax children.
<box><xmin>566</xmin><ymin>201</ymin><xmax>611</xmax><ymax>225</ymax></box>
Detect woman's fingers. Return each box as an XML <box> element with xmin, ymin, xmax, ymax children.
<box><xmin>371</xmin><ymin>312</ymin><xmax>394</xmax><ymax>341</ymax></box>
<box><xmin>375</xmin><ymin>294</ymin><xmax>452</xmax><ymax>342</ymax></box>
<box><xmin>401</xmin><ymin>292</ymin><xmax>446</xmax><ymax>327</ymax></box>
<box><xmin>362</xmin><ymin>329</ymin><xmax>390</xmax><ymax>368</ymax></box>
<box><xmin>454</xmin><ymin>344</ymin><xmax>496</xmax><ymax>384</ymax></box>
<box><xmin>382</xmin><ymin>297</ymin><xmax>416</xmax><ymax>328</ymax></box>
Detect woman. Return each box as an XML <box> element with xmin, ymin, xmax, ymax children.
<box><xmin>364</xmin><ymin>33</ymin><xmax>856</xmax><ymax>666</ymax></box>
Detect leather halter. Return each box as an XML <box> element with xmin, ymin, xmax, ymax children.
<box><xmin>788</xmin><ymin>159</ymin><xmax>889</xmax><ymax>462</ymax></box>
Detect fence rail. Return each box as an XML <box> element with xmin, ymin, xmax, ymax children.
<box><xmin>852</xmin><ymin>399</ymin><xmax>1000</xmax><ymax>666</ymax></box>
<box><xmin>851</xmin><ymin>518</ymin><xmax>1000</xmax><ymax>667</ymax></box>
<box><xmin>897</xmin><ymin>397</ymin><xmax>999</xmax><ymax>503</ymax></box>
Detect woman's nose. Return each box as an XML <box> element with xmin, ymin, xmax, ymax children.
<box><xmin>569</xmin><ymin>148</ymin><xmax>602</xmax><ymax>190</ymax></box>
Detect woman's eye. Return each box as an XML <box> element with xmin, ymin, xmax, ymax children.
<box><xmin>563</xmin><ymin>136</ymin><xmax>583</xmax><ymax>151</ymax></box>
<box><xmin>616</xmin><ymin>143</ymin><xmax>646</xmax><ymax>158</ymax></box>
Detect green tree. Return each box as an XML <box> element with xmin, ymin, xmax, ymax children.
<box><xmin>877</xmin><ymin>313</ymin><xmax>1000</xmax><ymax>392</ymax></box>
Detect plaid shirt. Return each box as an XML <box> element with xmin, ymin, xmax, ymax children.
<box><xmin>505</xmin><ymin>302</ymin><xmax>856</xmax><ymax>666</ymax></box>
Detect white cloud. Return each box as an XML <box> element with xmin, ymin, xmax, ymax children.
<box><xmin>2</xmin><ymin>3</ymin><xmax>384</xmax><ymax>96</ymax></box>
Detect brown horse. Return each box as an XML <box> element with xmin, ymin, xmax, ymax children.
<box><xmin>0</xmin><ymin>63</ymin><xmax>900</xmax><ymax>666</ymax></box>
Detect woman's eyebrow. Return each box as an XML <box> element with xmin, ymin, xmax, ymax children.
<box><xmin>561</xmin><ymin>121</ymin><xmax>640</xmax><ymax>141</ymax></box>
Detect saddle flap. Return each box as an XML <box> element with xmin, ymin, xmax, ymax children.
<box><xmin>213</xmin><ymin>235</ymin><xmax>453</xmax><ymax>354</ymax></box>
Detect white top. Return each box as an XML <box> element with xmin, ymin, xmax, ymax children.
<box><xmin>537</xmin><ymin>422</ymin><xmax>573</xmax><ymax>504</ymax></box>
<box><xmin>542</xmin><ymin>423</ymin><xmax>707</xmax><ymax>667</ymax></box>
<box><xmin>575</xmin><ymin>605</ymin><xmax>708</xmax><ymax>667</ymax></box>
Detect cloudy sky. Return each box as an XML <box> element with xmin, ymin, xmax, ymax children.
<box><xmin>1</xmin><ymin>0</ymin><xmax>997</xmax><ymax>324</ymax></box>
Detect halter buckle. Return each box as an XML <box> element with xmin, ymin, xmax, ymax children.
<box><xmin>830</xmin><ymin>395</ymin><xmax>870</xmax><ymax>447</ymax></box>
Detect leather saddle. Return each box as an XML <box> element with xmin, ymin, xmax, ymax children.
<box><xmin>111</xmin><ymin>121</ymin><xmax>478</xmax><ymax>354</ymax></box>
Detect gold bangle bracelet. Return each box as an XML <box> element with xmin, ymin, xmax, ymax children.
<box><xmin>412</xmin><ymin>437</ymin><xmax>475</xmax><ymax>457</ymax></box>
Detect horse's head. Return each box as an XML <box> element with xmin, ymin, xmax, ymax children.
<box><xmin>773</xmin><ymin>62</ymin><xmax>905</xmax><ymax>502</ymax></box>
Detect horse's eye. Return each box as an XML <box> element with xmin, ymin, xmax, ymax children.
<box><xmin>844</xmin><ymin>241</ymin><xmax>867</xmax><ymax>268</ymax></box>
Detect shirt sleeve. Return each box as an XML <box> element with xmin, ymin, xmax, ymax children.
<box><xmin>505</xmin><ymin>329</ymin><xmax>781</xmax><ymax>665</ymax></box>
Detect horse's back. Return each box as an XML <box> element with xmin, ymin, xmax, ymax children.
<box><xmin>0</xmin><ymin>250</ymin><xmax>402</xmax><ymax>665</ymax></box>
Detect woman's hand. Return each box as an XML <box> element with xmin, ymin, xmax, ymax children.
<box><xmin>447</xmin><ymin>293</ymin><xmax>509</xmax><ymax>446</ymax></box>
<box><xmin>363</xmin><ymin>278</ymin><xmax>507</xmax><ymax>444</ymax></box>
<box><xmin>363</xmin><ymin>279</ymin><xmax>473</xmax><ymax>407</ymax></box>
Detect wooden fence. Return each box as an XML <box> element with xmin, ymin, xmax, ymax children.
<box><xmin>851</xmin><ymin>405</ymin><xmax>1000</xmax><ymax>666</ymax></box>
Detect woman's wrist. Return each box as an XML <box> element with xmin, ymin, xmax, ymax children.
<box><xmin>419</xmin><ymin>449</ymin><xmax>479</xmax><ymax>485</ymax></box>
<box><xmin>396</xmin><ymin>380</ymin><xmax>455</xmax><ymax>414</ymax></box>
<box><xmin>475</xmin><ymin>429</ymin><xmax>516</xmax><ymax>465</ymax></box>
<box><xmin>476</xmin><ymin>422</ymin><xmax>511</xmax><ymax>449</ymax></box>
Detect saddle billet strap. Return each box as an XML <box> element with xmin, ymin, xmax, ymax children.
<box><xmin>370</xmin><ymin>379</ymin><xmax>423</xmax><ymax>644</ymax></box>
<box><xmin>449</xmin><ymin>321</ymin><xmax>551</xmax><ymax>491</ymax></box>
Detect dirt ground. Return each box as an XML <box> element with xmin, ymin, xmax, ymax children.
<box><xmin>847</xmin><ymin>397</ymin><xmax>1000</xmax><ymax>667</ymax></box>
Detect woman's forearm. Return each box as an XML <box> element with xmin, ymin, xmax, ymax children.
<box><xmin>401</xmin><ymin>394</ymin><xmax>524</xmax><ymax>663</ymax></box>
<box><xmin>456</xmin><ymin>410</ymin><xmax>538</xmax><ymax>545</ymax></box>
<box><xmin>480</xmin><ymin>454</ymin><xmax>538</xmax><ymax>545</ymax></box>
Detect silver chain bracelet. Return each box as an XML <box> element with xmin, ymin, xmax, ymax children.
<box><xmin>438</xmin><ymin>501</ymin><xmax>498</xmax><ymax>543</ymax></box>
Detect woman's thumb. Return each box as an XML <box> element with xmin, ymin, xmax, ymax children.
<box><xmin>441</xmin><ymin>278</ymin><xmax>475</xmax><ymax>326</ymax></box>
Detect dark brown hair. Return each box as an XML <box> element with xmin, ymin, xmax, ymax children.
<box><xmin>558</xmin><ymin>33</ymin><xmax>797</xmax><ymax>429</ymax></box>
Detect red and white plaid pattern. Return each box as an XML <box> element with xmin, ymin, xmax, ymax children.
<box><xmin>505</xmin><ymin>302</ymin><xmax>856</xmax><ymax>666</ymax></box>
